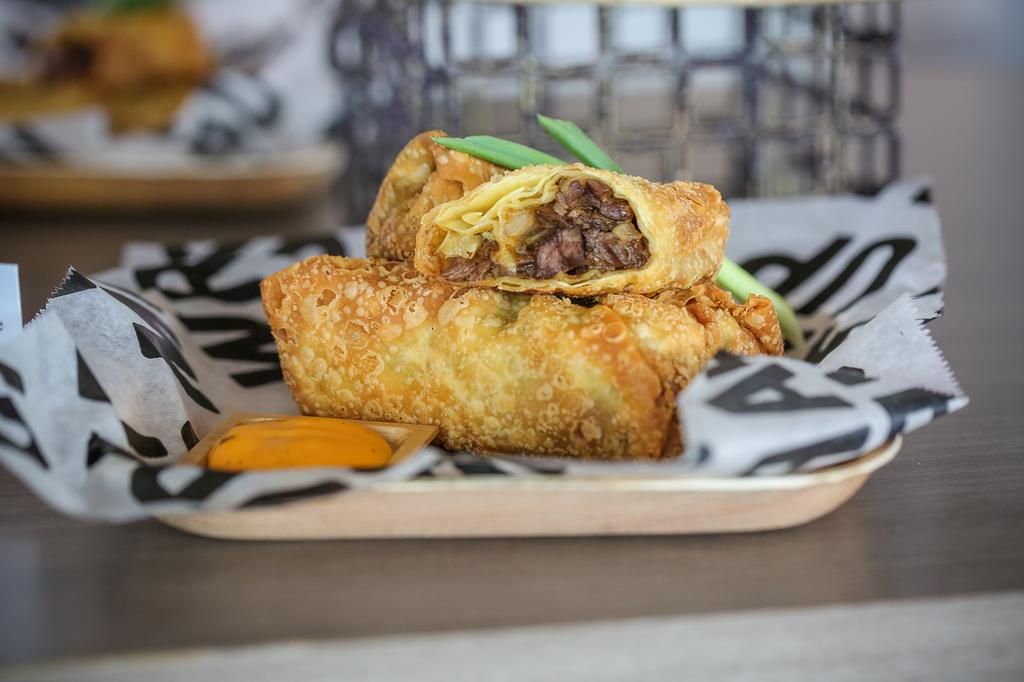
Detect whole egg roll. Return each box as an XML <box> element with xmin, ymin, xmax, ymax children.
<box><xmin>261</xmin><ymin>257</ymin><xmax>782</xmax><ymax>461</ymax></box>
<box><xmin>366</xmin><ymin>131</ymin><xmax>504</xmax><ymax>262</ymax></box>
<box><xmin>415</xmin><ymin>164</ymin><xmax>729</xmax><ymax>297</ymax></box>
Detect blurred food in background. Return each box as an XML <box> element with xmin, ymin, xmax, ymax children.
<box><xmin>1</xmin><ymin>0</ymin><xmax>213</xmax><ymax>131</ymax></box>
<box><xmin>0</xmin><ymin>0</ymin><xmax>344</xmax><ymax>212</ymax></box>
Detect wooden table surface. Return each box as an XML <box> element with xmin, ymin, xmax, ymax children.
<box><xmin>2</xmin><ymin>43</ymin><xmax>1023</xmax><ymax>672</ymax></box>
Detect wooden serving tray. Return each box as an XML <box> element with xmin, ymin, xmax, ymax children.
<box><xmin>0</xmin><ymin>144</ymin><xmax>342</xmax><ymax>212</ymax></box>
<box><xmin>159</xmin><ymin>414</ymin><xmax>900</xmax><ymax>540</ymax></box>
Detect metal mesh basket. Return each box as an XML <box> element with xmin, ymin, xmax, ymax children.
<box><xmin>329</xmin><ymin>1</ymin><xmax>900</xmax><ymax>219</ymax></box>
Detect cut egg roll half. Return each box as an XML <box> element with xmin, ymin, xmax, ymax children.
<box><xmin>366</xmin><ymin>130</ymin><xmax>504</xmax><ymax>262</ymax></box>
<box><xmin>415</xmin><ymin>164</ymin><xmax>729</xmax><ymax>297</ymax></box>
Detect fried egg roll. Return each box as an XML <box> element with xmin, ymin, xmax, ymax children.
<box><xmin>262</xmin><ymin>257</ymin><xmax>782</xmax><ymax>461</ymax></box>
<box><xmin>414</xmin><ymin>164</ymin><xmax>729</xmax><ymax>297</ymax></box>
<box><xmin>366</xmin><ymin>131</ymin><xmax>504</xmax><ymax>262</ymax></box>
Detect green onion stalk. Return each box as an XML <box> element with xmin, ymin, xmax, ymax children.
<box><xmin>433</xmin><ymin>116</ymin><xmax>805</xmax><ymax>350</ymax></box>
<box><xmin>98</xmin><ymin>0</ymin><xmax>174</xmax><ymax>13</ymax></box>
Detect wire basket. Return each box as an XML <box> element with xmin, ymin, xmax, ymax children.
<box><xmin>329</xmin><ymin>1</ymin><xmax>900</xmax><ymax>219</ymax></box>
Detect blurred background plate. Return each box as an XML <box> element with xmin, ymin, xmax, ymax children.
<box><xmin>0</xmin><ymin>143</ymin><xmax>343</xmax><ymax>212</ymax></box>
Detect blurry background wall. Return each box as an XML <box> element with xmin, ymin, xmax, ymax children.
<box><xmin>2</xmin><ymin>0</ymin><xmax>1020</xmax><ymax>224</ymax></box>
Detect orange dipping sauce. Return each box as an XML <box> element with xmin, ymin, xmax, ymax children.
<box><xmin>206</xmin><ymin>416</ymin><xmax>392</xmax><ymax>471</ymax></box>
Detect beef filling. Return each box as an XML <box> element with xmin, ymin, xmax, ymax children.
<box><xmin>442</xmin><ymin>239</ymin><xmax>499</xmax><ymax>281</ymax></box>
<box><xmin>442</xmin><ymin>178</ymin><xmax>649</xmax><ymax>281</ymax></box>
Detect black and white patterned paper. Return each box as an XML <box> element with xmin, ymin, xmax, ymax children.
<box><xmin>0</xmin><ymin>179</ymin><xmax>966</xmax><ymax>520</ymax></box>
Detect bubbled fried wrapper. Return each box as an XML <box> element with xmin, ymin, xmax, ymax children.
<box><xmin>0</xmin><ymin>179</ymin><xmax>966</xmax><ymax>520</ymax></box>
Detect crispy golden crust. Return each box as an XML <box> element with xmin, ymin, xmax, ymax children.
<box><xmin>414</xmin><ymin>164</ymin><xmax>729</xmax><ymax>297</ymax></box>
<box><xmin>653</xmin><ymin>283</ymin><xmax>786</xmax><ymax>358</ymax></box>
<box><xmin>365</xmin><ymin>131</ymin><xmax>503</xmax><ymax>261</ymax></box>
<box><xmin>1</xmin><ymin>9</ymin><xmax>213</xmax><ymax>131</ymax></box>
<box><xmin>262</xmin><ymin>257</ymin><xmax>782</xmax><ymax>461</ymax></box>
<box><xmin>603</xmin><ymin>282</ymin><xmax>783</xmax><ymax>394</ymax></box>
